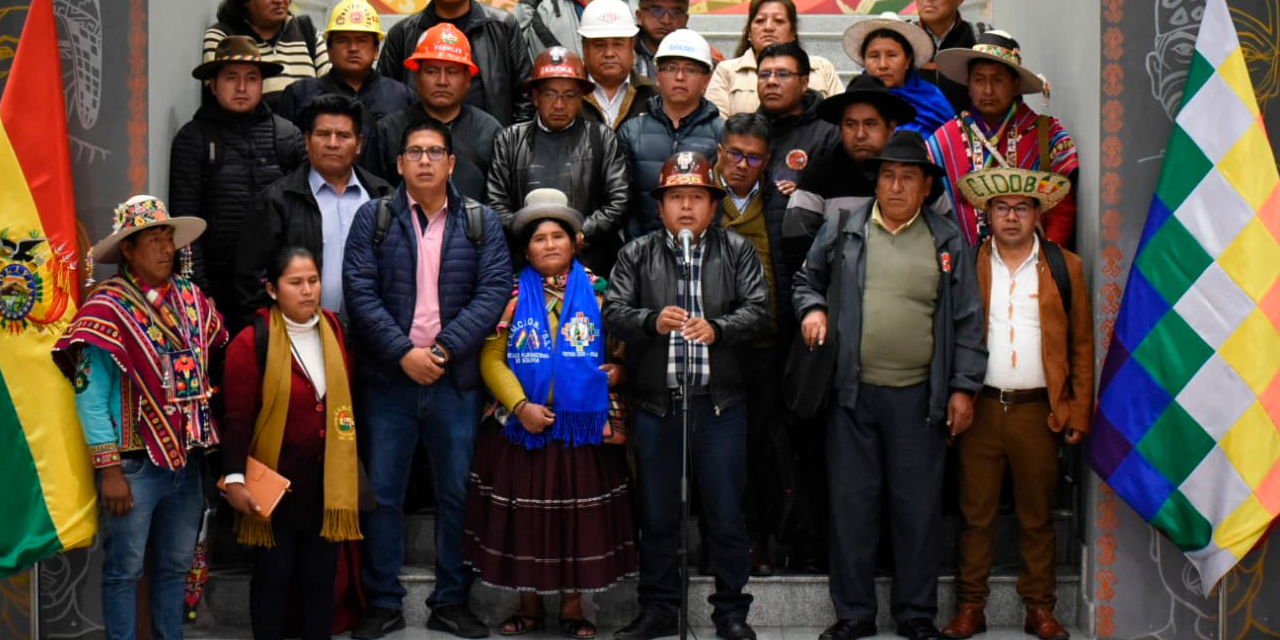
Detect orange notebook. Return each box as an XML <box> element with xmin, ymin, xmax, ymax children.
<box><xmin>218</xmin><ymin>456</ymin><xmax>291</xmax><ymax>518</ymax></box>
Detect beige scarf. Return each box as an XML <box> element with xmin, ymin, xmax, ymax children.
<box><xmin>237</xmin><ymin>307</ymin><xmax>362</xmax><ymax>547</ymax></box>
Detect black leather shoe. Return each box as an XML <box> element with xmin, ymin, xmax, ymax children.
<box><xmin>428</xmin><ymin>603</ymin><xmax>491</xmax><ymax>638</ymax></box>
<box><xmin>718</xmin><ymin>620</ymin><xmax>757</xmax><ymax>640</ymax></box>
<box><xmin>614</xmin><ymin>611</ymin><xmax>679</xmax><ymax>640</ymax></box>
<box><xmin>818</xmin><ymin>619</ymin><xmax>877</xmax><ymax>640</ymax></box>
<box><xmin>351</xmin><ymin>606</ymin><xmax>406</xmax><ymax>639</ymax></box>
<box><xmin>897</xmin><ymin>618</ymin><xmax>943</xmax><ymax>640</ymax></box>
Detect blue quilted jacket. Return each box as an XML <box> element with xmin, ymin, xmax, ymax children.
<box><xmin>342</xmin><ymin>183</ymin><xmax>512</xmax><ymax>390</ymax></box>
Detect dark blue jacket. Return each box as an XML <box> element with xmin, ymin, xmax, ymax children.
<box><xmin>275</xmin><ymin>69</ymin><xmax>416</xmax><ymax>142</ymax></box>
<box><xmin>342</xmin><ymin>182</ymin><xmax>512</xmax><ymax>390</ymax></box>
<box><xmin>617</xmin><ymin>95</ymin><xmax>723</xmax><ymax>238</ymax></box>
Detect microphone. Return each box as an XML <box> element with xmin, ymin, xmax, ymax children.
<box><xmin>678</xmin><ymin>228</ymin><xmax>694</xmax><ymax>266</ymax></box>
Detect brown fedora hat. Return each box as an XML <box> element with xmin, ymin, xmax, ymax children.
<box><xmin>192</xmin><ymin>35</ymin><xmax>285</xmax><ymax>80</ymax></box>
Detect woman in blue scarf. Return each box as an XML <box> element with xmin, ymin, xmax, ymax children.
<box><xmin>464</xmin><ymin>189</ymin><xmax>636</xmax><ymax>639</ymax></box>
<box><xmin>842</xmin><ymin>13</ymin><xmax>956</xmax><ymax>135</ymax></box>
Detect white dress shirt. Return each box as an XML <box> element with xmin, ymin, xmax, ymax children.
<box><xmin>984</xmin><ymin>237</ymin><xmax>1048</xmax><ymax>390</ymax></box>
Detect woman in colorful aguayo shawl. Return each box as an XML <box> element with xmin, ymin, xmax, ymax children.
<box><xmin>464</xmin><ymin>189</ymin><xmax>636</xmax><ymax>639</ymax></box>
<box><xmin>925</xmin><ymin>30</ymin><xmax>1080</xmax><ymax>249</ymax></box>
<box><xmin>840</xmin><ymin>13</ymin><xmax>955</xmax><ymax>136</ymax></box>
<box><xmin>52</xmin><ymin>195</ymin><xmax>226</xmax><ymax>640</ymax></box>
<box><xmin>220</xmin><ymin>246</ymin><xmax>363</xmax><ymax>640</ymax></box>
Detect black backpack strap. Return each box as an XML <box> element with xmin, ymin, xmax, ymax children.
<box><xmin>1041</xmin><ymin>238</ymin><xmax>1072</xmax><ymax>315</ymax></box>
<box><xmin>271</xmin><ymin>115</ymin><xmax>301</xmax><ymax>171</ymax></box>
<box><xmin>372</xmin><ymin>195</ymin><xmax>394</xmax><ymax>248</ymax></box>
<box><xmin>462</xmin><ymin>197</ymin><xmax>486</xmax><ymax>246</ymax></box>
<box><xmin>522</xmin><ymin>0</ymin><xmax>561</xmax><ymax>49</ymax></box>
<box><xmin>295</xmin><ymin>14</ymin><xmax>319</xmax><ymax>63</ymax></box>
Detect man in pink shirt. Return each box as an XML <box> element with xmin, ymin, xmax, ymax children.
<box><xmin>343</xmin><ymin>117</ymin><xmax>511</xmax><ymax>639</ymax></box>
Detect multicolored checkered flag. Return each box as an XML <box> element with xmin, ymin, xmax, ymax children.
<box><xmin>1088</xmin><ymin>0</ymin><xmax>1280</xmax><ymax>597</ymax></box>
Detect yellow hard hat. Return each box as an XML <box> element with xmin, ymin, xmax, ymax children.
<box><xmin>324</xmin><ymin>0</ymin><xmax>384</xmax><ymax>40</ymax></box>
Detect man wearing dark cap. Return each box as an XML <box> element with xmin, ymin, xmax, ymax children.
<box><xmin>775</xmin><ymin>74</ymin><xmax>918</xmax><ymax>575</ymax></box>
<box><xmin>781</xmin><ymin>73</ymin><xmax>916</xmax><ymax>273</ymax></box>
<box><xmin>603</xmin><ymin>152</ymin><xmax>768</xmax><ymax>640</ymax></box>
<box><xmin>792</xmin><ymin>131</ymin><xmax>986</xmax><ymax>640</ymax></box>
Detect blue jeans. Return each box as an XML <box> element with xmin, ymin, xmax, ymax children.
<box><xmin>633</xmin><ymin>395</ymin><xmax>752</xmax><ymax>628</ymax></box>
<box><xmin>100</xmin><ymin>454</ymin><xmax>204</xmax><ymax>640</ymax></box>
<box><xmin>360</xmin><ymin>375</ymin><xmax>481</xmax><ymax>610</ymax></box>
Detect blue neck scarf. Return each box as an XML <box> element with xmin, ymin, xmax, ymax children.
<box><xmin>504</xmin><ymin>260</ymin><xmax>610</xmax><ymax>449</ymax></box>
<box><xmin>891</xmin><ymin>71</ymin><xmax>957</xmax><ymax>136</ymax></box>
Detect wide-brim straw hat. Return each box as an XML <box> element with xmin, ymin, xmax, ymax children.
<box><xmin>933</xmin><ymin>30</ymin><xmax>1046</xmax><ymax>94</ymax></box>
<box><xmin>817</xmin><ymin>73</ymin><xmax>917</xmax><ymax>127</ymax></box>
<box><xmin>91</xmin><ymin>195</ymin><xmax>206</xmax><ymax>264</ymax></box>
<box><xmin>511</xmin><ymin>189</ymin><xmax>585</xmax><ymax>236</ymax></box>
<box><xmin>192</xmin><ymin>35</ymin><xmax>285</xmax><ymax>80</ymax></box>
<box><xmin>842</xmin><ymin>12</ymin><xmax>935</xmax><ymax>68</ymax></box>
<box><xmin>956</xmin><ymin>167</ymin><xmax>1071</xmax><ymax>211</ymax></box>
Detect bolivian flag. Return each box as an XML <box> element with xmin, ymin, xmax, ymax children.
<box><xmin>0</xmin><ymin>0</ymin><xmax>96</xmax><ymax>576</ymax></box>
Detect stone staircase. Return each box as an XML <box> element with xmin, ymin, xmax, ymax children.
<box><xmin>191</xmin><ymin>512</ymin><xmax>1083</xmax><ymax>637</ymax></box>
<box><xmin>689</xmin><ymin>13</ymin><xmax>859</xmax><ymax>83</ymax></box>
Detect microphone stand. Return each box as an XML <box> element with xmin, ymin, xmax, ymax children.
<box><xmin>678</xmin><ymin>250</ymin><xmax>694</xmax><ymax>640</ymax></box>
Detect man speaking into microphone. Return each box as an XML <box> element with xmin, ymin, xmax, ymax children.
<box><xmin>604</xmin><ymin>151</ymin><xmax>769</xmax><ymax>640</ymax></box>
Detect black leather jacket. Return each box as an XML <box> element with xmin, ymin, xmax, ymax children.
<box><xmin>603</xmin><ymin>226</ymin><xmax>769</xmax><ymax>415</ymax></box>
<box><xmin>486</xmin><ymin>117</ymin><xmax>630</xmax><ymax>272</ymax></box>
<box><xmin>377</xmin><ymin>0</ymin><xmax>534</xmax><ymax>126</ymax></box>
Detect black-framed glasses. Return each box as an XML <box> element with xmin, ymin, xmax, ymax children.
<box><xmin>643</xmin><ymin>6</ymin><xmax>687</xmax><ymax>18</ymax></box>
<box><xmin>758</xmin><ymin>69</ymin><xmax>802</xmax><ymax>81</ymax></box>
<box><xmin>658</xmin><ymin>62</ymin><xmax>707</xmax><ymax>76</ymax></box>
<box><xmin>725</xmin><ymin>148</ymin><xmax>765</xmax><ymax>168</ymax></box>
<box><xmin>989</xmin><ymin>202</ymin><xmax>1036</xmax><ymax>218</ymax></box>
<box><xmin>403</xmin><ymin>145</ymin><xmax>449</xmax><ymax>162</ymax></box>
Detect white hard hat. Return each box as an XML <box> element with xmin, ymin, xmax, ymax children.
<box><xmin>655</xmin><ymin>28</ymin><xmax>712</xmax><ymax>70</ymax></box>
<box><xmin>578</xmin><ymin>0</ymin><xmax>639</xmax><ymax>39</ymax></box>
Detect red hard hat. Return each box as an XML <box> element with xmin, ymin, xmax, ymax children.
<box><xmin>404</xmin><ymin>23</ymin><xmax>479</xmax><ymax>75</ymax></box>
<box><xmin>651</xmin><ymin>152</ymin><xmax>726</xmax><ymax>199</ymax></box>
<box><xmin>527</xmin><ymin>46</ymin><xmax>595</xmax><ymax>93</ymax></box>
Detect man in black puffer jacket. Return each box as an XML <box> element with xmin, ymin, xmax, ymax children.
<box><xmin>487</xmin><ymin>47</ymin><xmax>629</xmax><ymax>275</ymax></box>
<box><xmin>170</xmin><ymin>36</ymin><xmax>306</xmax><ymax>334</ymax></box>
<box><xmin>377</xmin><ymin>0</ymin><xmax>534</xmax><ymax>126</ymax></box>
<box><xmin>755</xmin><ymin>43</ymin><xmax>839</xmax><ymax>196</ymax></box>
<box><xmin>617</xmin><ymin>29</ymin><xmax>723</xmax><ymax>239</ymax></box>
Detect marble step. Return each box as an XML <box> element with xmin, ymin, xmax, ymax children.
<box><xmin>198</xmin><ymin>567</ymin><xmax>1080</xmax><ymax>631</ymax></box>
<box><xmin>189</xmin><ymin>624</ymin><xmax>1082</xmax><ymax>640</ymax></box>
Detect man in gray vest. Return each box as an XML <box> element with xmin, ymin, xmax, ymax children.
<box><xmin>792</xmin><ymin>130</ymin><xmax>986</xmax><ymax>640</ymax></box>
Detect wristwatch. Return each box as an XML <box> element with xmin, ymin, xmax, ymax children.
<box><xmin>430</xmin><ymin>344</ymin><xmax>448</xmax><ymax>363</ymax></box>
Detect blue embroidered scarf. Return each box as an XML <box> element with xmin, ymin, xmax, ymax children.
<box><xmin>504</xmin><ymin>260</ymin><xmax>610</xmax><ymax>449</ymax></box>
<box><xmin>891</xmin><ymin>71</ymin><xmax>956</xmax><ymax>136</ymax></box>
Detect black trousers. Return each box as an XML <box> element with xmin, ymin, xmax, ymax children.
<box><xmin>250</xmin><ymin>523</ymin><xmax>340</xmax><ymax>640</ymax></box>
<box><xmin>634</xmin><ymin>396</ymin><xmax>753</xmax><ymax>628</ymax></box>
<box><xmin>742</xmin><ymin>345</ymin><xmax>792</xmax><ymax>546</ymax></box>
<box><xmin>827</xmin><ymin>382</ymin><xmax>945</xmax><ymax>622</ymax></box>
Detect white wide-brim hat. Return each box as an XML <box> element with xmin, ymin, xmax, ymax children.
<box><xmin>842</xmin><ymin>12</ymin><xmax>935</xmax><ymax>69</ymax></box>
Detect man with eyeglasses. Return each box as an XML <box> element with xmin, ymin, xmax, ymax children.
<box><xmin>618</xmin><ymin>29</ymin><xmax>725</xmax><ymax>239</ymax></box>
<box><xmin>714</xmin><ymin>112</ymin><xmax>798</xmax><ymax>578</ymax></box>
<box><xmin>344</xmin><ymin>117</ymin><xmax>511</xmax><ymax>640</ymax></box>
<box><xmin>754</xmin><ymin>42</ymin><xmax>838</xmax><ymax>198</ymax></box>
<box><xmin>487</xmin><ymin>46</ymin><xmax>630</xmax><ymax>275</ymax></box>
<box><xmin>793</xmin><ymin>131</ymin><xmax>984</xmax><ymax>640</ymax></box>
<box><xmin>941</xmin><ymin>168</ymin><xmax>1091</xmax><ymax>640</ymax></box>
<box><xmin>365</xmin><ymin>23</ymin><xmax>503</xmax><ymax>202</ymax></box>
